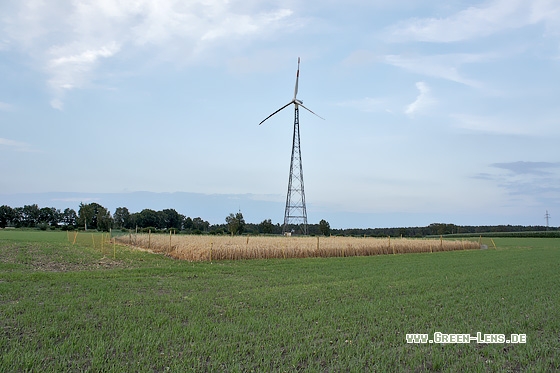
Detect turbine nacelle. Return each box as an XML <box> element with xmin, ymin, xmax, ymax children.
<box><xmin>259</xmin><ymin>57</ymin><xmax>324</xmax><ymax>126</ymax></box>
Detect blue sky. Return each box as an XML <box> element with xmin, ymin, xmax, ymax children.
<box><xmin>1</xmin><ymin>0</ymin><xmax>560</xmax><ymax>228</ymax></box>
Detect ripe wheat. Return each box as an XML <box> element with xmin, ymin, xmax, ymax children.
<box><xmin>115</xmin><ymin>234</ymin><xmax>480</xmax><ymax>261</ymax></box>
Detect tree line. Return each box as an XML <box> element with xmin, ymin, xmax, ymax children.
<box><xmin>0</xmin><ymin>203</ymin><xmax>210</xmax><ymax>233</ymax></box>
<box><xmin>329</xmin><ymin>222</ymin><xmax>558</xmax><ymax>237</ymax></box>
<box><xmin>0</xmin><ymin>203</ymin><xmax>324</xmax><ymax>235</ymax></box>
<box><xmin>0</xmin><ymin>203</ymin><xmax>555</xmax><ymax>237</ymax></box>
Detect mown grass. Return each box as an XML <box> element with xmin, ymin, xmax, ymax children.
<box><xmin>0</xmin><ymin>230</ymin><xmax>559</xmax><ymax>371</ymax></box>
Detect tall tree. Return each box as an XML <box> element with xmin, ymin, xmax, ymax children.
<box><xmin>96</xmin><ymin>206</ymin><xmax>113</xmax><ymax>232</ymax></box>
<box><xmin>113</xmin><ymin>207</ymin><xmax>130</xmax><ymax>229</ymax></box>
<box><xmin>78</xmin><ymin>203</ymin><xmax>93</xmax><ymax>230</ymax></box>
<box><xmin>137</xmin><ymin>209</ymin><xmax>160</xmax><ymax>228</ymax></box>
<box><xmin>78</xmin><ymin>202</ymin><xmax>106</xmax><ymax>230</ymax></box>
<box><xmin>61</xmin><ymin>208</ymin><xmax>77</xmax><ymax>228</ymax></box>
<box><xmin>0</xmin><ymin>205</ymin><xmax>14</xmax><ymax>228</ymax></box>
<box><xmin>258</xmin><ymin>219</ymin><xmax>274</xmax><ymax>234</ymax></box>
<box><xmin>39</xmin><ymin>207</ymin><xmax>60</xmax><ymax>227</ymax></box>
<box><xmin>226</xmin><ymin>212</ymin><xmax>245</xmax><ymax>236</ymax></box>
<box><xmin>21</xmin><ymin>204</ymin><xmax>40</xmax><ymax>227</ymax></box>
<box><xmin>184</xmin><ymin>217</ymin><xmax>193</xmax><ymax>230</ymax></box>
<box><xmin>160</xmin><ymin>209</ymin><xmax>184</xmax><ymax>230</ymax></box>
<box><xmin>11</xmin><ymin>207</ymin><xmax>23</xmax><ymax>228</ymax></box>
<box><xmin>319</xmin><ymin>219</ymin><xmax>331</xmax><ymax>236</ymax></box>
<box><xmin>192</xmin><ymin>217</ymin><xmax>209</xmax><ymax>232</ymax></box>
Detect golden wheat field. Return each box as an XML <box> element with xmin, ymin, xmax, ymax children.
<box><xmin>113</xmin><ymin>233</ymin><xmax>481</xmax><ymax>261</ymax></box>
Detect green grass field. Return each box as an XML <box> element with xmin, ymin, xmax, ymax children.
<box><xmin>1</xmin><ymin>231</ymin><xmax>559</xmax><ymax>371</ymax></box>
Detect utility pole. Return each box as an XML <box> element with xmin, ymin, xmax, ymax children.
<box><xmin>545</xmin><ymin>210</ymin><xmax>551</xmax><ymax>231</ymax></box>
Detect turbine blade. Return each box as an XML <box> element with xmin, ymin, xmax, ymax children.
<box><xmin>259</xmin><ymin>101</ymin><xmax>294</xmax><ymax>125</ymax></box>
<box><xmin>298</xmin><ymin>103</ymin><xmax>325</xmax><ymax>120</ymax></box>
<box><xmin>293</xmin><ymin>57</ymin><xmax>300</xmax><ymax>100</ymax></box>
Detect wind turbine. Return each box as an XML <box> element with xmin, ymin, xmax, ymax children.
<box><xmin>259</xmin><ymin>57</ymin><xmax>324</xmax><ymax>235</ymax></box>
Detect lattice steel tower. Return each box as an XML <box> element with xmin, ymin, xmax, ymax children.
<box><xmin>283</xmin><ymin>106</ymin><xmax>308</xmax><ymax>235</ymax></box>
<box><xmin>259</xmin><ymin>57</ymin><xmax>323</xmax><ymax>235</ymax></box>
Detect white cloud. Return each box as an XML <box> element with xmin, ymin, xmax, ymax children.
<box><xmin>49</xmin><ymin>99</ymin><xmax>64</xmax><ymax>110</ymax></box>
<box><xmin>0</xmin><ymin>138</ymin><xmax>37</xmax><ymax>152</ymax></box>
<box><xmin>0</xmin><ymin>101</ymin><xmax>14</xmax><ymax>111</ymax></box>
<box><xmin>3</xmin><ymin>0</ymin><xmax>297</xmax><ymax>108</ymax></box>
<box><xmin>451</xmin><ymin>114</ymin><xmax>529</xmax><ymax>135</ymax></box>
<box><xmin>0</xmin><ymin>39</ymin><xmax>9</xmax><ymax>51</ymax></box>
<box><xmin>386</xmin><ymin>0</ymin><xmax>560</xmax><ymax>43</ymax></box>
<box><xmin>405</xmin><ymin>81</ymin><xmax>435</xmax><ymax>116</ymax></box>
<box><xmin>200</xmin><ymin>9</ymin><xmax>293</xmax><ymax>41</ymax></box>
<box><xmin>51</xmin><ymin>197</ymin><xmax>101</xmax><ymax>203</ymax></box>
<box><xmin>478</xmin><ymin>161</ymin><xmax>560</xmax><ymax>206</ymax></box>
<box><xmin>341</xmin><ymin>50</ymin><xmax>379</xmax><ymax>66</ymax></box>
<box><xmin>384</xmin><ymin>53</ymin><xmax>488</xmax><ymax>88</ymax></box>
<box><xmin>227</xmin><ymin>48</ymin><xmax>306</xmax><ymax>74</ymax></box>
<box><xmin>49</xmin><ymin>43</ymin><xmax>119</xmax><ymax>68</ymax></box>
<box><xmin>46</xmin><ymin>41</ymin><xmax>121</xmax><ymax>96</ymax></box>
<box><xmin>491</xmin><ymin>161</ymin><xmax>560</xmax><ymax>175</ymax></box>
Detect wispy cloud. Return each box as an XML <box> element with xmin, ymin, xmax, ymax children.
<box><xmin>450</xmin><ymin>113</ymin><xmax>551</xmax><ymax>136</ymax></box>
<box><xmin>3</xmin><ymin>1</ymin><xmax>297</xmax><ymax>109</ymax></box>
<box><xmin>51</xmin><ymin>197</ymin><xmax>100</xmax><ymax>203</ymax></box>
<box><xmin>342</xmin><ymin>49</ymin><xmax>379</xmax><ymax>66</ymax></box>
<box><xmin>0</xmin><ymin>39</ymin><xmax>9</xmax><ymax>51</ymax></box>
<box><xmin>200</xmin><ymin>9</ymin><xmax>293</xmax><ymax>41</ymax></box>
<box><xmin>385</xmin><ymin>0</ymin><xmax>560</xmax><ymax>43</ymax></box>
<box><xmin>0</xmin><ymin>138</ymin><xmax>37</xmax><ymax>152</ymax></box>
<box><xmin>405</xmin><ymin>81</ymin><xmax>435</xmax><ymax>116</ymax></box>
<box><xmin>383</xmin><ymin>53</ymin><xmax>488</xmax><ymax>88</ymax></box>
<box><xmin>491</xmin><ymin>161</ymin><xmax>560</xmax><ymax>175</ymax></box>
<box><xmin>450</xmin><ymin>114</ymin><xmax>534</xmax><ymax>135</ymax></box>
<box><xmin>377</xmin><ymin>0</ymin><xmax>560</xmax><ymax>99</ymax></box>
<box><xmin>46</xmin><ymin>41</ymin><xmax>121</xmax><ymax>109</ymax></box>
<box><xmin>476</xmin><ymin>161</ymin><xmax>560</xmax><ymax>206</ymax></box>
<box><xmin>0</xmin><ymin>101</ymin><xmax>14</xmax><ymax>111</ymax></box>
<box><xmin>227</xmin><ymin>48</ymin><xmax>304</xmax><ymax>74</ymax></box>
